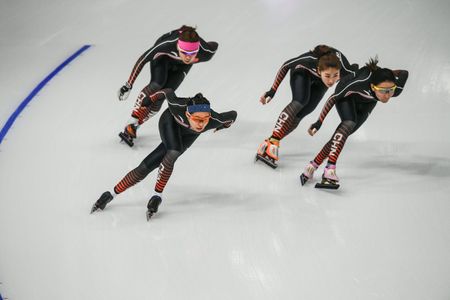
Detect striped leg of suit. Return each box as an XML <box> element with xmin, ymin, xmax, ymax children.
<box><xmin>154</xmin><ymin>150</ymin><xmax>180</xmax><ymax>193</ymax></box>
<box><xmin>271</xmin><ymin>101</ymin><xmax>303</xmax><ymax>140</ymax></box>
<box><xmin>113</xmin><ymin>144</ymin><xmax>166</xmax><ymax>194</ymax></box>
<box><xmin>131</xmin><ymin>85</ymin><xmax>166</xmax><ymax>125</ymax></box>
<box><xmin>113</xmin><ymin>163</ymin><xmax>150</xmax><ymax>195</ymax></box>
<box><xmin>313</xmin><ymin>120</ymin><xmax>355</xmax><ymax>165</ymax></box>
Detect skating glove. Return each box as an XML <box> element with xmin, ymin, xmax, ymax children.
<box><xmin>260</xmin><ymin>89</ymin><xmax>276</xmax><ymax>104</ymax></box>
<box><xmin>392</xmin><ymin>70</ymin><xmax>402</xmax><ymax>77</ymax></box>
<box><xmin>118</xmin><ymin>82</ymin><xmax>132</xmax><ymax>101</ymax></box>
<box><xmin>308</xmin><ymin>120</ymin><xmax>322</xmax><ymax>136</ymax></box>
<box><xmin>350</xmin><ymin>63</ymin><xmax>359</xmax><ymax>72</ymax></box>
<box><xmin>214</xmin><ymin>122</ymin><xmax>232</xmax><ymax>133</ymax></box>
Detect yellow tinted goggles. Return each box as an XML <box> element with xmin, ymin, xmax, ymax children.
<box><xmin>372</xmin><ymin>84</ymin><xmax>397</xmax><ymax>94</ymax></box>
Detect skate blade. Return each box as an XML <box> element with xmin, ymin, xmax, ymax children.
<box><xmin>146</xmin><ymin>210</ymin><xmax>154</xmax><ymax>221</ymax></box>
<box><xmin>300</xmin><ymin>174</ymin><xmax>310</xmax><ymax>186</ymax></box>
<box><xmin>90</xmin><ymin>205</ymin><xmax>100</xmax><ymax>214</ymax></box>
<box><xmin>255</xmin><ymin>154</ymin><xmax>278</xmax><ymax>169</ymax></box>
<box><xmin>315</xmin><ymin>180</ymin><xmax>340</xmax><ymax>190</ymax></box>
<box><xmin>118</xmin><ymin>132</ymin><xmax>134</xmax><ymax>147</ymax></box>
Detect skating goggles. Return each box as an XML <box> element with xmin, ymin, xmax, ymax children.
<box><xmin>179</xmin><ymin>49</ymin><xmax>199</xmax><ymax>56</ymax></box>
<box><xmin>372</xmin><ymin>84</ymin><xmax>397</xmax><ymax>94</ymax></box>
<box><xmin>188</xmin><ymin>114</ymin><xmax>211</xmax><ymax>123</ymax></box>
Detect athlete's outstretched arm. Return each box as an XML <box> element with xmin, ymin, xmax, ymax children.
<box><xmin>126</xmin><ymin>39</ymin><xmax>175</xmax><ymax>87</ymax></box>
<box><xmin>127</xmin><ymin>48</ymin><xmax>156</xmax><ymax>86</ymax></box>
<box><xmin>260</xmin><ymin>56</ymin><xmax>303</xmax><ymax>104</ymax></box>
<box><xmin>197</xmin><ymin>36</ymin><xmax>219</xmax><ymax>62</ymax></box>
<box><xmin>209</xmin><ymin>110</ymin><xmax>238</xmax><ymax>132</ymax></box>
<box><xmin>118</xmin><ymin>44</ymin><xmax>168</xmax><ymax>101</ymax></box>
<box><xmin>392</xmin><ymin>70</ymin><xmax>409</xmax><ymax>97</ymax></box>
<box><xmin>308</xmin><ymin>95</ymin><xmax>337</xmax><ymax>136</ymax></box>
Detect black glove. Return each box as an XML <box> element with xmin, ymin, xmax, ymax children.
<box><xmin>265</xmin><ymin>89</ymin><xmax>275</xmax><ymax>99</ymax></box>
<box><xmin>118</xmin><ymin>82</ymin><xmax>132</xmax><ymax>101</ymax></box>
<box><xmin>392</xmin><ymin>69</ymin><xmax>402</xmax><ymax>77</ymax></box>
<box><xmin>350</xmin><ymin>63</ymin><xmax>359</xmax><ymax>72</ymax></box>
<box><xmin>260</xmin><ymin>88</ymin><xmax>276</xmax><ymax>104</ymax></box>
<box><xmin>214</xmin><ymin>122</ymin><xmax>232</xmax><ymax>133</ymax></box>
<box><xmin>308</xmin><ymin>120</ymin><xmax>322</xmax><ymax>135</ymax></box>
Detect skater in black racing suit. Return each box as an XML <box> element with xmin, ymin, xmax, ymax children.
<box><xmin>255</xmin><ymin>45</ymin><xmax>358</xmax><ymax>168</ymax></box>
<box><xmin>300</xmin><ymin>57</ymin><xmax>408</xmax><ymax>187</ymax></box>
<box><xmin>117</xmin><ymin>25</ymin><xmax>218</xmax><ymax>146</ymax></box>
<box><xmin>92</xmin><ymin>89</ymin><xmax>237</xmax><ymax>219</ymax></box>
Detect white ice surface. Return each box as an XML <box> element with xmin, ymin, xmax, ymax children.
<box><xmin>1</xmin><ymin>0</ymin><xmax>450</xmax><ymax>299</ymax></box>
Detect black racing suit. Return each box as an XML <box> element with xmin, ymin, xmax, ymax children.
<box><xmin>114</xmin><ymin>89</ymin><xmax>237</xmax><ymax>195</ymax></box>
<box><xmin>126</xmin><ymin>27</ymin><xmax>218</xmax><ymax>125</ymax></box>
<box><xmin>266</xmin><ymin>46</ymin><xmax>357</xmax><ymax>140</ymax></box>
<box><xmin>311</xmin><ymin>67</ymin><xmax>409</xmax><ymax>166</ymax></box>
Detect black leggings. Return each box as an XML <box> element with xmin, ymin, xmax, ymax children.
<box><xmin>115</xmin><ymin>109</ymin><xmax>199</xmax><ymax>194</ymax></box>
<box><xmin>271</xmin><ymin>71</ymin><xmax>328</xmax><ymax>140</ymax></box>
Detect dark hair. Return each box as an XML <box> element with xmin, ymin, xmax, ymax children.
<box><xmin>188</xmin><ymin>93</ymin><xmax>210</xmax><ymax>106</ymax></box>
<box><xmin>178</xmin><ymin>25</ymin><xmax>199</xmax><ymax>42</ymax></box>
<box><xmin>366</xmin><ymin>56</ymin><xmax>396</xmax><ymax>85</ymax></box>
<box><xmin>365</xmin><ymin>56</ymin><xmax>379</xmax><ymax>72</ymax></box>
<box><xmin>312</xmin><ymin>45</ymin><xmax>332</xmax><ymax>57</ymax></box>
<box><xmin>312</xmin><ymin>45</ymin><xmax>341</xmax><ymax>71</ymax></box>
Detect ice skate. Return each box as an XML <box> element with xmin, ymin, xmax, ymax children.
<box><xmin>119</xmin><ymin>124</ymin><xmax>138</xmax><ymax>147</ymax></box>
<box><xmin>91</xmin><ymin>191</ymin><xmax>113</xmax><ymax>213</ymax></box>
<box><xmin>146</xmin><ymin>195</ymin><xmax>162</xmax><ymax>221</ymax></box>
<box><xmin>255</xmin><ymin>138</ymin><xmax>279</xmax><ymax>169</ymax></box>
<box><xmin>315</xmin><ymin>165</ymin><xmax>340</xmax><ymax>189</ymax></box>
<box><xmin>300</xmin><ymin>161</ymin><xmax>319</xmax><ymax>185</ymax></box>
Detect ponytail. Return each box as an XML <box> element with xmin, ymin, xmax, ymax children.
<box><xmin>365</xmin><ymin>56</ymin><xmax>379</xmax><ymax>72</ymax></box>
<box><xmin>366</xmin><ymin>56</ymin><xmax>396</xmax><ymax>84</ymax></box>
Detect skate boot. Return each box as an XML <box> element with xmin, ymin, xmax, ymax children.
<box><xmin>315</xmin><ymin>164</ymin><xmax>340</xmax><ymax>189</ymax></box>
<box><xmin>146</xmin><ymin>195</ymin><xmax>162</xmax><ymax>221</ymax></box>
<box><xmin>300</xmin><ymin>161</ymin><xmax>319</xmax><ymax>185</ymax></box>
<box><xmin>255</xmin><ymin>138</ymin><xmax>280</xmax><ymax>169</ymax></box>
<box><xmin>119</xmin><ymin>124</ymin><xmax>138</xmax><ymax>147</ymax></box>
<box><xmin>91</xmin><ymin>191</ymin><xmax>113</xmax><ymax>213</ymax></box>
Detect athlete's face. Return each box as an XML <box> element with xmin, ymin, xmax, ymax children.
<box><xmin>318</xmin><ymin>67</ymin><xmax>340</xmax><ymax>87</ymax></box>
<box><xmin>178</xmin><ymin>48</ymin><xmax>198</xmax><ymax>64</ymax></box>
<box><xmin>186</xmin><ymin>111</ymin><xmax>211</xmax><ymax>132</ymax></box>
<box><xmin>371</xmin><ymin>81</ymin><xmax>396</xmax><ymax>103</ymax></box>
